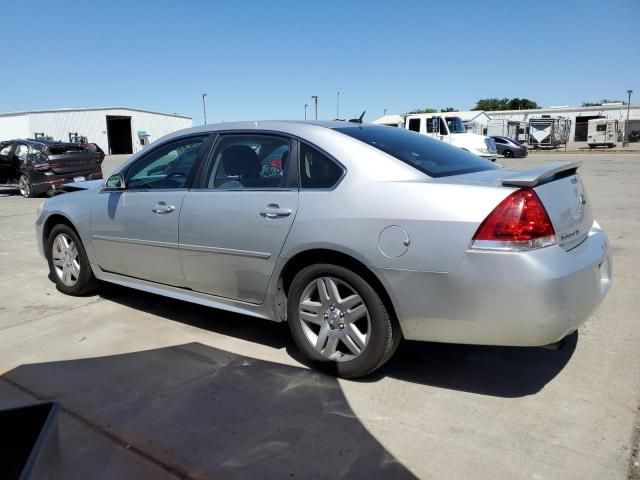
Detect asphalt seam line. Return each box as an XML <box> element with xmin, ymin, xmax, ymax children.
<box><xmin>0</xmin><ymin>375</ymin><xmax>195</xmax><ymax>480</ymax></box>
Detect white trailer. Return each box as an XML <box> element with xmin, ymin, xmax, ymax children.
<box><xmin>587</xmin><ymin>118</ymin><xmax>619</xmax><ymax>148</ymax></box>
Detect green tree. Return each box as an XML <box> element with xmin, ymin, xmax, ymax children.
<box><xmin>407</xmin><ymin>107</ymin><xmax>438</xmax><ymax>114</ymax></box>
<box><xmin>472</xmin><ymin>98</ymin><xmax>538</xmax><ymax>111</ymax></box>
<box><xmin>440</xmin><ymin>107</ymin><xmax>457</xmax><ymax>112</ymax></box>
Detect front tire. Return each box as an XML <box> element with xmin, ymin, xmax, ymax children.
<box><xmin>19</xmin><ymin>174</ymin><xmax>36</xmax><ymax>198</ymax></box>
<box><xmin>287</xmin><ymin>264</ymin><xmax>398</xmax><ymax>378</ymax></box>
<box><xmin>503</xmin><ymin>150</ymin><xmax>513</xmax><ymax>158</ymax></box>
<box><xmin>46</xmin><ymin>224</ymin><xmax>97</xmax><ymax>295</ymax></box>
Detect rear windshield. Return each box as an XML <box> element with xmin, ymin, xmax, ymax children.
<box><xmin>334</xmin><ymin>125</ymin><xmax>498</xmax><ymax>178</ymax></box>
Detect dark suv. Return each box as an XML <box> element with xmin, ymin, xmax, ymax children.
<box><xmin>0</xmin><ymin>139</ymin><xmax>104</xmax><ymax>197</ymax></box>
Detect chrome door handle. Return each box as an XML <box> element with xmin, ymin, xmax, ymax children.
<box><xmin>152</xmin><ymin>202</ymin><xmax>175</xmax><ymax>214</ymax></box>
<box><xmin>259</xmin><ymin>205</ymin><xmax>292</xmax><ymax>219</ymax></box>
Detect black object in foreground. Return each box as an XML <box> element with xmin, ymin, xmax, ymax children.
<box><xmin>0</xmin><ymin>402</ymin><xmax>60</xmax><ymax>480</ymax></box>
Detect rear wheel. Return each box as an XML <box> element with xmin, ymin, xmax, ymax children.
<box><xmin>287</xmin><ymin>264</ymin><xmax>398</xmax><ymax>378</ymax></box>
<box><xmin>46</xmin><ymin>224</ymin><xmax>97</xmax><ymax>295</ymax></box>
<box><xmin>19</xmin><ymin>174</ymin><xmax>36</xmax><ymax>198</ymax></box>
<box><xmin>503</xmin><ymin>150</ymin><xmax>513</xmax><ymax>158</ymax></box>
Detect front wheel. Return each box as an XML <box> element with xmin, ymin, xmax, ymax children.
<box><xmin>503</xmin><ymin>150</ymin><xmax>513</xmax><ymax>158</ymax></box>
<box><xmin>287</xmin><ymin>264</ymin><xmax>399</xmax><ymax>378</ymax></box>
<box><xmin>46</xmin><ymin>224</ymin><xmax>97</xmax><ymax>295</ymax></box>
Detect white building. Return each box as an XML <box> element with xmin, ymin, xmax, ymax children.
<box><xmin>0</xmin><ymin>107</ymin><xmax>192</xmax><ymax>154</ymax></box>
<box><xmin>485</xmin><ymin>104</ymin><xmax>640</xmax><ymax>142</ymax></box>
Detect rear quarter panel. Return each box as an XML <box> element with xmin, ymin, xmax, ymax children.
<box><xmin>282</xmin><ymin>174</ymin><xmax>512</xmax><ymax>274</ymax></box>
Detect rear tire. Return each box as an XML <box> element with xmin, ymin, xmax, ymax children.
<box><xmin>19</xmin><ymin>174</ymin><xmax>36</xmax><ymax>198</ymax></box>
<box><xmin>46</xmin><ymin>224</ymin><xmax>97</xmax><ymax>296</ymax></box>
<box><xmin>503</xmin><ymin>150</ymin><xmax>513</xmax><ymax>158</ymax></box>
<box><xmin>287</xmin><ymin>264</ymin><xmax>398</xmax><ymax>378</ymax></box>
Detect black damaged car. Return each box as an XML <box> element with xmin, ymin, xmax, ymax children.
<box><xmin>0</xmin><ymin>139</ymin><xmax>104</xmax><ymax>197</ymax></box>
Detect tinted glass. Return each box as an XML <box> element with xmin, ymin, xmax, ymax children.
<box><xmin>493</xmin><ymin>137</ymin><xmax>506</xmax><ymax>144</ymax></box>
<box><xmin>335</xmin><ymin>126</ymin><xmax>498</xmax><ymax>178</ymax></box>
<box><xmin>300</xmin><ymin>144</ymin><xmax>343</xmax><ymax>188</ymax></box>
<box><xmin>203</xmin><ymin>135</ymin><xmax>293</xmax><ymax>189</ymax></box>
<box><xmin>596</xmin><ymin>124</ymin><xmax>607</xmax><ymax>132</ymax></box>
<box><xmin>126</xmin><ymin>136</ymin><xmax>206</xmax><ymax>189</ymax></box>
<box><xmin>408</xmin><ymin>118</ymin><xmax>420</xmax><ymax>132</ymax></box>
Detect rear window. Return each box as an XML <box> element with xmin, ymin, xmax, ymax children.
<box><xmin>47</xmin><ymin>144</ymin><xmax>89</xmax><ymax>155</ymax></box>
<box><xmin>334</xmin><ymin>126</ymin><xmax>498</xmax><ymax>178</ymax></box>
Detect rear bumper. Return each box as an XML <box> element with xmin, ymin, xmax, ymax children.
<box><xmin>31</xmin><ymin>168</ymin><xmax>103</xmax><ymax>194</ymax></box>
<box><xmin>377</xmin><ymin>222</ymin><xmax>611</xmax><ymax>346</ymax></box>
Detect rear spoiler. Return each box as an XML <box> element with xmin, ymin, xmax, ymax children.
<box><xmin>501</xmin><ymin>161</ymin><xmax>581</xmax><ymax>187</ymax></box>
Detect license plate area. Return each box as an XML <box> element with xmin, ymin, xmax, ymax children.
<box><xmin>73</xmin><ymin>176</ymin><xmax>85</xmax><ymax>182</ymax></box>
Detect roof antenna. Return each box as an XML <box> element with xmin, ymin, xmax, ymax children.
<box><xmin>348</xmin><ymin>111</ymin><xmax>366</xmax><ymax>124</ymax></box>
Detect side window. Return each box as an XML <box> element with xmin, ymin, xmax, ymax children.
<box><xmin>439</xmin><ymin>117</ymin><xmax>449</xmax><ymax>135</ymax></box>
<box><xmin>426</xmin><ymin>118</ymin><xmax>435</xmax><ymax>133</ymax></box>
<box><xmin>0</xmin><ymin>144</ymin><xmax>13</xmax><ymax>158</ymax></box>
<box><xmin>300</xmin><ymin>144</ymin><xmax>343</xmax><ymax>189</ymax></box>
<box><xmin>126</xmin><ymin>136</ymin><xmax>206</xmax><ymax>190</ymax></box>
<box><xmin>494</xmin><ymin>138</ymin><xmax>506</xmax><ymax>144</ymax></box>
<box><xmin>203</xmin><ymin>135</ymin><xmax>292</xmax><ymax>190</ymax></box>
<box><xmin>596</xmin><ymin>124</ymin><xmax>607</xmax><ymax>132</ymax></box>
<box><xmin>14</xmin><ymin>144</ymin><xmax>29</xmax><ymax>160</ymax></box>
<box><xmin>408</xmin><ymin>118</ymin><xmax>420</xmax><ymax>132</ymax></box>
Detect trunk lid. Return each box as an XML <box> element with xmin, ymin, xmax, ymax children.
<box><xmin>440</xmin><ymin>161</ymin><xmax>592</xmax><ymax>251</ymax></box>
<box><xmin>45</xmin><ymin>143</ymin><xmax>101</xmax><ymax>174</ymax></box>
<box><xmin>532</xmin><ymin>173</ymin><xmax>592</xmax><ymax>250</ymax></box>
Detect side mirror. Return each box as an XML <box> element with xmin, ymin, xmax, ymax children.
<box><xmin>105</xmin><ymin>173</ymin><xmax>125</xmax><ymax>189</ymax></box>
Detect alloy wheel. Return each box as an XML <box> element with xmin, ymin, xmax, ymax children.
<box><xmin>19</xmin><ymin>175</ymin><xmax>31</xmax><ymax>198</ymax></box>
<box><xmin>51</xmin><ymin>233</ymin><xmax>80</xmax><ymax>286</ymax></box>
<box><xmin>298</xmin><ymin>276</ymin><xmax>371</xmax><ymax>362</ymax></box>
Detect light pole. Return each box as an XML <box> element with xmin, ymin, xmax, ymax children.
<box><xmin>202</xmin><ymin>93</ymin><xmax>207</xmax><ymax>125</ymax></box>
<box><xmin>384</xmin><ymin>108</ymin><xmax>387</xmax><ymax>116</ymax></box>
<box><xmin>623</xmin><ymin>89</ymin><xmax>633</xmax><ymax>147</ymax></box>
<box><xmin>304</xmin><ymin>104</ymin><xmax>308</xmax><ymax>120</ymax></box>
<box><xmin>311</xmin><ymin>96</ymin><xmax>318</xmax><ymax>120</ymax></box>
<box><xmin>336</xmin><ymin>91</ymin><xmax>340</xmax><ymax>120</ymax></box>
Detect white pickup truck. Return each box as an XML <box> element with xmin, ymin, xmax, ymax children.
<box><xmin>373</xmin><ymin>113</ymin><xmax>497</xmax><ymax>161</ymax></box>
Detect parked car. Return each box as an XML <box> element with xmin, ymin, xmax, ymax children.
<box><xmin>492</xmin><ymin>135</ymin><xmax>528</xmax><ymax>158</ymax></box>
<box><xmin>628</xmin><ymin>130</ymin><xmax>640</xmax><ymax>143</ymax></box>
<box><xmin>0</xmin><ymin>139</ymin><xmax>104</xmax><ymax>198</ymax></box>
<box><xmin>35</xmin><ymin>121</ymin><xmax>611</xmax><ymax>378</ymax></box>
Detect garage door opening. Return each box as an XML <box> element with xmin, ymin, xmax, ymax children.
<box><xmin>574</xmin><ymin>116</ymin><xmax>604</xmax><ymax>142</ymax></box>
<box><xmin>106</xmin><ymin>116</ymin><xmax>133</xmax><ymax>155</ymax></box>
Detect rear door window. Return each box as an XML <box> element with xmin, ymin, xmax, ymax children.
<box><xmin>300</xmin><ymin>144</ymin><xmax>343</xmax><ymax>188</ymax></box>
<box><xmin>335</xmin><ymin>125</ymin><xmax>498</xmax><ymax>178</ymax></box>
<box><xmin>408</xmin><ymin>118</ymin><xmax>420</xmax><ymax>132</ymax></box>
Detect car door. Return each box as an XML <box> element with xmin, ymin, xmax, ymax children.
<box><xmin>90</xmin><ymin>135</ymin><xmax>209</xmax><ymax>286</ymax></box>
<box><xmin>0</xmin><ymin>143</ymin><xmax>16</xmax><ymax>182</ymax></box>
<box><xmin>179</xmin><ymin>133</ymin><xmax>298</xmax><ymax>303</ymax></box>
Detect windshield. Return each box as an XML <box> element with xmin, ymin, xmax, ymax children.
<box><xmin>334</xmin><ymin>125</ymin><xmax>498</xmax><ymax>178</ymax></box>
<box><xmin>445</xmin><ymin>117</ymin><xmax>466</xmax><ymax>133</ymax></box>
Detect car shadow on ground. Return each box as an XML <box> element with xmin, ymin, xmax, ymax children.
<box><xmin>3</xmin><ymin>342</ymin><xmax>415</xmax><ymax>479</ymax></box>
<box><xmin>98</xmin><ymin>283</ymin><xmax>576</xmax><ymax>399</ymax></box>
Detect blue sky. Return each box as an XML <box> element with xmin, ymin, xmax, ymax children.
<box><xmin>1</xmin><ymin>0</ymin><xmax>638</xmax><ymax>123</ymax></box>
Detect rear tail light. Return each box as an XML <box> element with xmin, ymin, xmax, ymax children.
<box><xmin>471</xmin><ymin>188</ymin><xmax>556</xmax><ymax>251</ymax></box>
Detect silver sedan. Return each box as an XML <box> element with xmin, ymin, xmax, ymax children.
<box><xmin>36</xmin><ymin>121</ymin><xmax>612</xmax><ymax>378</ymax></box>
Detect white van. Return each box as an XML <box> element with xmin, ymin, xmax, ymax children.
<box><xmin>587</xmin><ymin>119</ymin><xmax>619</xmax><ymax>149</ymax></box>
<box><xmin>374</xmin><ymin>113</ymin><xmax>497</xmax><ymax>161</ymax></box>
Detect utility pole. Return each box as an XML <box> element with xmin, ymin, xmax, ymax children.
<box><xmin>202</xmin><ymin>93</ymin><xmax>207</xmax><ymax>125</ymax></box>
<box><xmin>311</xmin><ymin>96</ymin><xmax>318</xmax><ymax>120</ymax></box>
<box><xmin>304</xmin><ymin>104</ymin><xmax>308</xmax><ymax>120</ymax></box>
<box><xmin>623</xmin><ymin>89</ymin><xmax>633</xmax><ymax>147</ymax></box>
<box><xmin>337</xmin><ymin>91</ymin><xmax>340</xmax><ymax>119</ymax></box>
<box><xmin>384</xmin><ymin>108</ymin><xmax>387</xmax><ymax>116</ymax></box>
